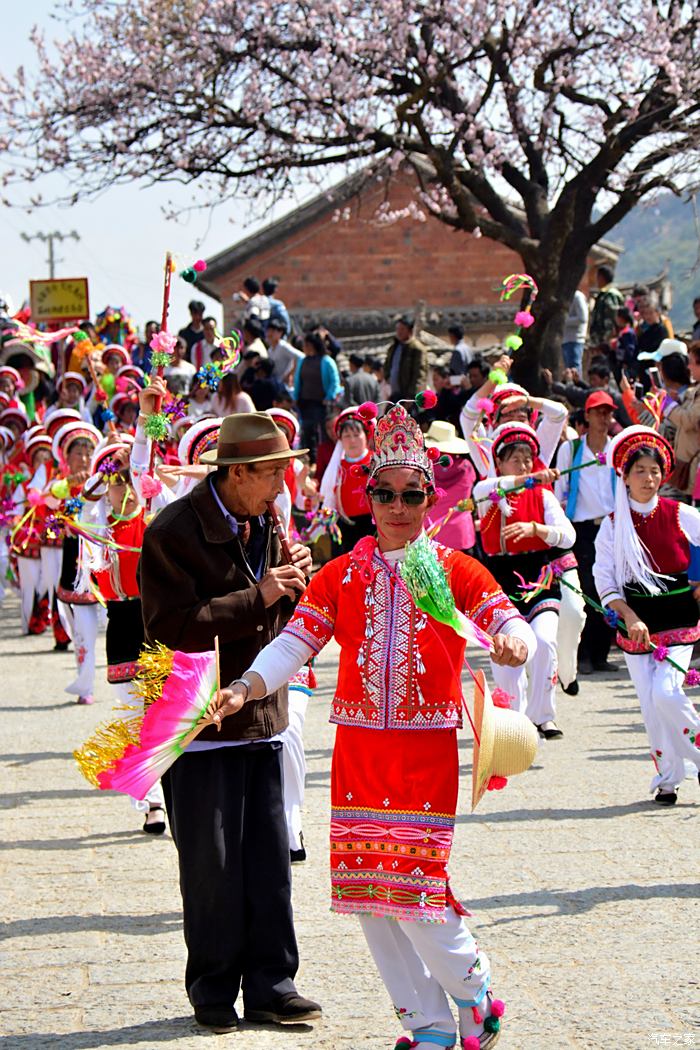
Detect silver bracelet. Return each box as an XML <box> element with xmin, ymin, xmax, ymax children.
<box><xmin>229</xmin><ymin>676</ymin><xmax>252</xmax><ymax>702</ymax></box>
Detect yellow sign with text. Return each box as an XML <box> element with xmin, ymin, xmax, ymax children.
<box><xmin>30</xmin><ymin>278</ymin><xmax>90</xmax><ymax>322</ymax></box>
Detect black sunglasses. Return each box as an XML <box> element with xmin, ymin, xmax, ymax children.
<box><xmin>369</xmin><ymin>487</ymin><xmax>428</xmax><ymax>506</ymax></box>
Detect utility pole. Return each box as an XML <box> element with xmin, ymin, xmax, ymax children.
<box><xmin>21</xmin><ymin>229</ymin><xmax>80</xmax><ymax>279</ymax></box>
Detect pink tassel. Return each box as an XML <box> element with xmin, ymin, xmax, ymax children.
<box><xmin>514</xmin><ymin>310</ymin><xmax>535</xmax><ymax>328</ymax></box>
<box><xmin>490</xmin><ymin>999</ymin><xmax>505</xmax><ymax>1018</ymax></box>
<box><xmin>193</xmin><ymin>259</ymin><xmax>207</xmax><ymax>272</ymax></box>
<box><xmin>491</xmin><ymin>688</ymin><xmax>513</xmax><ymax>709</ymax></box>
<box><xmin>476</xmin><ymin>397</ymin><xmax>495</xmax><ymax>415</ymax></box>
<box><xmin>487</xmin><ymin>775</ymin><xmax>508</xmax><ymax>791</ymax></box>
<box><xmin>140</xmin><ymin>473</ymin><xmax>163</xmax><ymax>499</ymax></box>
<box><xmin>462</xmin><ymin>1038</ymin><xmax>480</xmax><ymax>1050</ymax></box>
<box><xmin>27</xmin><ymin>489</ymin><xmax>44</xmax><ymax>507</ymax></box>
<box><xmin>471</xmin><ymin>1007</ymin><xmax>483</xmax><ymax>1024</ymax></box>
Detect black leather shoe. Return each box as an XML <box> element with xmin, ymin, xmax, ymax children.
<box><xmin>194</xmin><ymin>1004</ymin><xmax>239</xmax><ymax>1032</ymax></box>
<box><xmin>537</xmin><ymin>722</ymin><xmax>564</xmax><ymax>740</ymax></box>
<box><xmin>245</xmin><ymin>992</ymin><xmax>322</xmax><ymax>1024</ymax></box>
<box><xmin>290</xmin><ymin>832</ymin><xmax>306</xmax><ymax>864</ymax></box>
<box><xmin>653</xmin><ymin>790</ymin><xmax>678</xmax><ymax>807</ymax></box>
<box><xmin>592</xmin><ymin>660</ymin><xmax>619</xmax><ymax>672</ymax></box>
<box><xmin>578</xmin><ymin>657</ymin><xmax>593</xmax><ymax>676</ymax></box>
<box><xmin>561</xmin><ymin>680</ymin><xmax>579</xmax><ymax>696</ymax></box>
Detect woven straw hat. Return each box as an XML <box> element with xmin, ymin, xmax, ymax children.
<box><xmin>471</xmin><ymin>670</ymin><xmax>538</xmax><ymax>811</ymax></box>
<box><xmin>424</xmin><ymin>420</ymin><xmax>471</xmax><ymax>455</ymax></box>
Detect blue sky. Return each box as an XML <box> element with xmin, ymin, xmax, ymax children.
<box><xmin>1</xmin><ymin>2</ymin><xmax>311</xmax><ymax>335</ymax></box>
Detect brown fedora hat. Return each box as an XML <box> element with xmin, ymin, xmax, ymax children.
<box><xmin>199</xmin><ymin>412</ymin><xmax>308</xmax><ymax>466</ymax></box>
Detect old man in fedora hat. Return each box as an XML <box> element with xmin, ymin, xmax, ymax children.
<box><xmin>139</xmin><ymin>412</ymin><xmax>321</xmax><ymax>1033</ymax></box>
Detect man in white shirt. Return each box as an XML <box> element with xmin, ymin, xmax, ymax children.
<box><xmin>191</xmin><ymin>317</ymin><xmax>222</xmax><ymax>370</ymax></box>
<box><xmin>555</xmin><ymin>390</ymin><xmax>617</xmax><ymax>674</ymax></box>
<box><xmin>266</xmin><ymin>319</ymin><xmax>303</xmax><ymax>386</ymax></box>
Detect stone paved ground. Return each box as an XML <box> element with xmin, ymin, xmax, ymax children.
<box><xmin>1</xmin><ymin>591</ymin><xmax>699</xmax><ymax>1050</ymax></box>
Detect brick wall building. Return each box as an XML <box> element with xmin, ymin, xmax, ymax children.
<box><xmin>199</xmin><ymin>168</ymin><xmax>618</xmax><ymax>348</ymax></box>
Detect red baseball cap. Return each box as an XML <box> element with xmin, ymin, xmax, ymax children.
<box><xmin>585</xmin><ymin>390</ymin><xmax>615</xmax><ymax>412</ymax></box>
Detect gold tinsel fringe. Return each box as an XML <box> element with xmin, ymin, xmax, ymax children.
<box><xmin>130</xmin><ymin>641</ymin><xmax>174</xmax><ymax>710</ymax></box>
<box><xmin>73</xmin><ymin>717</ymin><xmax>143</xmax><ymax>787</ymax></box>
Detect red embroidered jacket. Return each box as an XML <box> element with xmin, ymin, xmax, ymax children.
<box><xmin>91</xmin><ymin>512</ymin><xmax>146</xmax><ymax>601</ymax></box>
<box><xmin>283</xmin><ymin>536</ymin><xmax>522</xmax><ymax>731</ymax></box>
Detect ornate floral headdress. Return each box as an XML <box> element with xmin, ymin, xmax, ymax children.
<box><xmin>367</xmin><ymin>403</ymin><xmax>434</xmax><ymax>486</ymax></box>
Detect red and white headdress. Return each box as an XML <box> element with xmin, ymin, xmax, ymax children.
<box><xmin>110</xmin><ymin>391</ymin><xmax>139</xmax><ymax>417</ymax></box>
<box><xmin>267</xmin><ymin>408</ymin><xmax>300</xmax><ymax>448</ymax></box>
<box><xmin>0</xmin><ymin>365</ymin><xmax>23</xmax><ymax>391</ymax></box>
<box><xmin>52</xmin><ymin>420</ymin><xmax>101</xmax><ymax>465</ymax></box>
<box><xmin>45</xmin><ymin>408</ymin><xmax>82</xmax><ymax>439</ymax></box>
<box><xmin>491</xmin><ymin>422</ymin><xmax>540</xmax><ymax>462</ymax></box>
<box><xmin>607</xmin><ymin>425</ymin><xmax>674</xmax><ymax>480</ymax></box>
<box><xmin>334</xmin><ymin>405</ymin><xmax>375</xmax><ymax>440</ymax></box>
<box><xmin>101</xmin><ymin>344</ymin><xmax>130</xmax><ymax>367</ymax></box>
<box><xmin>58</xmin><ymin>371</ymin><xmax>88</xmax><ymax>395</ymax></box>
<box><xmin>178</xmin><ymin>416</ymin><xmax>222</xmax><ymax>466</ymax></box>
<box><xmin>25</xmin><ymin>433</ymin><xmax>53</xmax><ymax>460</ymax></box>
<box><xmin>0</xmin><ymin>407</ymin><xmax>29</xmax><ymax>435</ymax></box>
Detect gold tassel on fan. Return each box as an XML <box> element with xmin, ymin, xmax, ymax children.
<box><xmin>74</xmin><ymin>717</ymin><xmax>143</xmax><ymax>787</ymax></box>
<box><xmin>130</xmin><ymin>642</ymin><xmax>174</xmax><ymax>709</ymax></box>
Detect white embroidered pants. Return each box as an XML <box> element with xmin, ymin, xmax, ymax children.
<box><xmin>557</xmin><ymin>569</ymin><xmax>586</xmax><ymax>687</ymax></box>
<box><xmin>110</xmin><ymin>682</ymin><xmax>165</xmax><ymax>812</ymax></box>
<box><xmin>490</xmin><ymin>610</ymin><xmax>559</xmax><ymax>726</ymax></box>
<box><xmin>16</xmin><ymin>556</ymin><xmax>42</xmax><ymax>633</ymax></box>
<box><xmin>359</xmin><ymin>908</ymin><xmax>490</xmax><ymax>1037</ymax></box>
<box><xmin>281</xmin><ymin>686</ymin><xmax>309</xmax><ymax>851</ymax></box>
<box><xmin>624</xmin><ymin>645</ymin><xmax>700</xmax><ymax>792</ymax></box>
<box><xmin>0</xmin><ymin>529</ymin><xmax>8</xmax><ymax>602</ymax></box>
<box><xmin>40</xmin><ymin>547</ymin><xmax>72</xmax><ymax>637</ymax></box>
<box><xmin>63</xmin><ymin>603</ymin><xmax>98</xmax><ymax>697</ymax></box>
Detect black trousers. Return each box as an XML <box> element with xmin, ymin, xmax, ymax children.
<box><xmin>574</xmin><ymin>520</ymin><xmax>613</xmax><ymax>665</ymax></box>
<box><xmin>162</xmin><ymin>742</ymin><xmax>299</xmax><ymax>1010</ymax></box>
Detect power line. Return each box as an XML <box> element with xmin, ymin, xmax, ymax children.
<box><xmin>20</xmin><ymin>229</ymin><xmax>80</xmax><ymax>279</ymax></box>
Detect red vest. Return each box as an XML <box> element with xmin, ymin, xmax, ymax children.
<box><xmin>630</xmin><ymin>497</ymin><xmax>689</xmax><ymax>574</ymax></box>
<box><xmin>92</xmin><ymin>512</ymin><xmax>146</xmax><ymax>601</ymax></box>
<box><xmin>481</xmin><ymin>486</ymin><xmax>550</xmax><ymax>556</ymax></box>
<box><xmin>337</xmin><ymin>454</ymin><xmax>371</xmax><ymax>519</ymax></box>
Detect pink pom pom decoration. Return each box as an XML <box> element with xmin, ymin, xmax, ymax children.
<box><xmin>27</xmin><ymin>489</ymin><xmax>44</xmax><ymax>507</ymax></box>
<box><xmin>149</xmin><ymin>331</ymin><xmax>178</xmax><ymax>355</ymax></box>
<box><xmin>463</xmin><ymin>1038</ymin><xmax>480</xmax><ymax>1050</ymax></box>
<box><xmin>418</xmin><ymin>388</ymin><xmax>438</xmax><ymax>409</ymax></box>
<box><xmin>193</xmin><ymin>259</ymin><xmax>207</xmax><ymax>272</ymax></box>
<box><xmin>487</xmin><ymin>775</ymin><xmax>508</xmax><ymax>791</ymax></box>
<box><xmin>653</xmin><ymin>645</ymin><xmax>669</xmax><ymax>662</ymax></box>
<box><xmin>476</xmin><ymin>397</ymin><xmax>495</xmax><ymax>415</ymax></box>
<box><xmin>358</xmin><ymin>401</ymin><xmax>378</xmax><ymax>420</ymax></box>
<box><xmin>490</xmin><ymin>999</ymin><xmax>506</xmax><ymax>1019</ymax></box>
<box><xmin>491</xmin><ymin>688</ymin><xmax>513</xmax><ymax>709</ymax></box>
<box><xmin>684</xmin><ymin>668</ymin><xmax>700</xmax><ymax>686</ymax></box>
<box><xmin>426</xmin><ymin>446</ymin><xmax>440</xmax><ymax>462</ymax></box>
<box><xmin>514</xmin><ymin>310</ymin><xmax>535</xmax><ymax>328</ymax></box>
<box><xmin>488</xmin><ymin>490</ymin><xmax>502</xmax><ymax>503</ymax></box>
<box><xmin>140</xmin><ymin>473</ymin><xmax>163</xmax><ymax>499</ymax></box>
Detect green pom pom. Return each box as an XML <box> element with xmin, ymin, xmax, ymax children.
<box><xmin>484</xmin><ymin>1017</ymin><xmax>500</xmax><ymax>1034</ymax></box>
<box><xmin>150</xmin><ymin>351</ymin><xmax>172</xmax><ymax>369</ymax></box>
<box><xmin>504</xmin><ymin>334</ymin><xmax>523</xmax><ymax>351</ymax></box>
<box><xmin>488</xmin><ymin>368</ymin><xmax>508</xmax><ymax>386</ymax></box>
<box><xmin>181</xmin><ymin>268</ymin><xmax>197</xmax><ymax>283</ymax></box>
<box><xmin>144</xmin><ymin>413</ymin><xmax>169</xmax><ymax>441</ymax></box>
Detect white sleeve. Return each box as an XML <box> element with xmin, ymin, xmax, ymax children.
<box><xmin>554</xmin><ymin>440</ymin><xmax>572</xmax><ymax>504</ymax></box>
<box><xmin>459</xmin><ymin>392</ymin><xmax>481</xmax><ymax>438</ymax></box>
<box><xmin>536</xmin><ymin>399</ymin><xmax>567</xmax><ymax>467</ymax></box>
<box><xmin>319</xmin><ymin>440</ymin><xmax>343</xmax><ymax>511</ymax></box>
<box><xmin>497</xmin><ymin>616</ymin><xmax>537</xmax><ymax>663</ymax></box>
<box><xmin>542</xmin><ymin>489</ymin><xmax>576</xmax><ymax>549</ymax></box>
<box><xmin>472</xmin><ymin>474</ymin><xmax>520</xmax><ymax>518</ymax></box>
<box><xmin>129</xmin><ymin>423</ymin><xmax>152</xmax><ymax>502</ymax></box>
<box><xmin>677</xmin><ymin>503</ymin><xmax>700</xmax><ymax>547</ymax></box>
<box><xmin>246</xmin><ymin>632</ymin><xmax>316</xmax><ymax>695</ymax></box>
<box><xmin>593</xmin><ymin>516</ymin><xmax>622</xmax><ymax>605</ymax></box>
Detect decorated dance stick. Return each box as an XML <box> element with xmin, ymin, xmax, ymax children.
<box><xmin>143</xmin><ymin>253</ymin><xmax>178</xmax><ymax>447</ymax></box>
<box><xmin>514</xmin><ymin>568</ymin><xmax>698</xmax><ymax>684</ymax></box>
<box><xmin>427</xmin><ymin>455</ymin><xmax>606</xmax><ymax>539</ymax></box>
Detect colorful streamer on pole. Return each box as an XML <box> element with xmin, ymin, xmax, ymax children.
<box><xmin>500</xmin><ymin>273</ymin><xmax>539</xmax><ymax>353</ymax></box>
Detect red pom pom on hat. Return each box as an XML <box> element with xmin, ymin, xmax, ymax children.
<box><xmin>426</xmin><ymin>446</ymin><xmax>440</xmax><ymax>461</ymax></box>
<box><xmin>358</xmin><ymin>401</ymin><xmax>378</xmax><ymax>420</ymax></box>
<box><xmin>416</xmin><ymin>388</ymin><xmax>437</xmax><ymax>409</ymax></box>
<box><xmin>193</xmin><ymin>259</ymin><xmax>207</xmax><ymax>272</ymax></box>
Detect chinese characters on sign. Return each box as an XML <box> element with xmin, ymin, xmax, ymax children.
<box><xmin>30</xmin><ymin>278</ymin><xmax>90</xmax><ymax>323</ymax></box>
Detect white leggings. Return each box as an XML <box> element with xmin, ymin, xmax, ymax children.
<box><xmin>490</xmin><ymin>609</ymin><xmax>559</xmax><ymax>726</ymax></box>
<box><xmin>40</xmin><ymin>547</ymin><xmax>72</xmax><ymax>638</ymax></box>
<box><xmin>624</xmin><ymin>645</ymin><xmax>700</xmax><ymax>792</ymax></box>
<box><xmin>281</xmin><ymin>686</ymin><xmax>309</xmax><ymax>851</ymax></box>
<box><xmin>557</xmin><ymin>568</ymin><xmax>586</xmax><ymax>688</ymax></box>
<box><xmin>61</xmin><ymin>602</ymin><xmax>98</xmax><ymax>697</ymax></box>
<box><xmin>16</xmin><ymin>556</ymin><xmax>42</xmax><ymax>633</ymax></box>
<box><xmin>359</xmin><ymin>908</ymin><xmax>490</xmax><ymax>1037</ymax></box>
